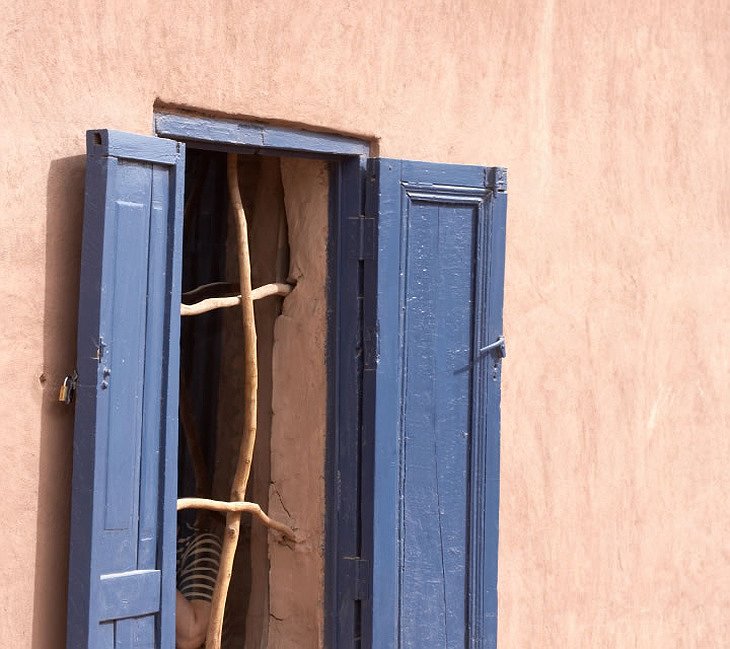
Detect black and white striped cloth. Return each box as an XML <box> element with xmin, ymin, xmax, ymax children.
<box><xmin>176</xmin><ymin>524</ymin><xmax>222</xmax><ymax>602</ymax></box>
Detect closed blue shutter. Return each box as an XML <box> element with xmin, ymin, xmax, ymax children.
<box><xmin>67</xmin><ymin>131</ymin><xmax>184</xmax><ymax>649</ymax></box>
<box><xmin>367</xmin><ymin>159</ymin><xmax>507</xmax><ymax>648</ymax></box>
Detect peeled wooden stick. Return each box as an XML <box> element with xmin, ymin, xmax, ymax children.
<box><xmin>177</xmin><ymin>498</ymin><xmax>295</xmax><ymax>540</ymax></box>
<box><xmin>205</xmin><ymin>153</ymin><xmax>260</xmax><ymax>649</ymax></box>
<box><xmin>181</xmin><ymin>295</ymin><xmax>240</xmax><ymax>316</ymax></box>
<box><xmin>180</xmin><ymin>283</ymin><xmax>292</xmax><ymax>316</ymax></box>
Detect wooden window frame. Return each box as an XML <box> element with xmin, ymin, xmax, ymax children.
<box><xmin>155</xmin><ymin>113</ymin><xmax>372</xmax><ymax>648</ymax></box>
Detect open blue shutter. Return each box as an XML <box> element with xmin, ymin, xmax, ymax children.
<box><xmin>367</xmin><ymin>159</ymin><xmax>507</xmax><ymax>648</ymax></box>
<box><xmin>67</xmin><ymin>131</ymin><xmax>184</xmax><ymax>649</ymax></box>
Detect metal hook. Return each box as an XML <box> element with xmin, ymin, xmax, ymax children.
<box><xmin>478</xmin><ymin>335</ymin><xmax>506</xmax><ymax>359</ymax></box>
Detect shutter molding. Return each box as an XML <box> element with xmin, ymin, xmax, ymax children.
<box><xmin>67</xmin><ymin>130</ymin><xmax>184</xmax><ymax>649</ymax></box>
<box><xmin>367</xmin><ymin>158</ymin><xmax>507</xmax><ymax>649</ymax></box>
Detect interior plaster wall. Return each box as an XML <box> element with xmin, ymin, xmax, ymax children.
<box><xmin>0</xmin><ymin>1</ymin><xmax>728</xmax><ymax>647</ymax></box>
<box><xmin>267</xmin><ymin>158</ymin><xmax>329</xmax><ymax>649</ymax></box>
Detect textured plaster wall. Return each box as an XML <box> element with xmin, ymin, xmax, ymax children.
<box><xmin>0</xmin><ymin>1</ymin><xmax>728</xmax><ymax>647</ymax></box>
<box><xmin>268</xmin><ymin>158</ymin><xmax>328</xmax><ymax>649</ymax></box>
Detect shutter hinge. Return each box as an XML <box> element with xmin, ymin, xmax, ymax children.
<box><xmin>344</xmin><ymin>557</ymin><xmax>370</xmax><ymax>601</ymax></box>
<box><xmin>358</xmin><ymin>215</ymin><xmax>375</xmax><ymax>261</ymax></box>
<box><xmin>94</xmin><ymin>337</ymin><xmax>106</xmax><ymax>363</ymax></box>
<box><xmin>486</xmin><ymin>167</ymin><xmax>508</xmax><ymax>193</ymax></box>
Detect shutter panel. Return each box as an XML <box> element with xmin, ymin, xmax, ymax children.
<box><xmin>367</xmin><ymin>159</ymin><xmax>507</xmax><ymax>648</ymax></box>
<box><xmin>67</xmin><ymin>130</ymin><xmax>184</xmax><ymax>649</ymax></box>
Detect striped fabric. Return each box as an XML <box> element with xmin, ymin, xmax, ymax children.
<box><xmin>176</xmin><ymin>524</ymin><xmax>222</xmax><ymax>602</ymax></box>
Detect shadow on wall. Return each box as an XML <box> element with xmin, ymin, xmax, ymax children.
<box><xmin>32</xmin><ymin>155</ymin><xmax>85</xmax><ymax>649</ymax></box>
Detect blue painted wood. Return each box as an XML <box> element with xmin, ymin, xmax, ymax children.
<box><xmin>366</xmin><ymin>159</ymin><xmax>403</xmax><ymax>648</ymax></box>
<box><xmin>67</xmin><ymin>129</ymin><xmax>184</xmax><ymax>648</ymax></box>
<box><xmin>155</xmin><ymin>113</ymin><xmax>371</xmax><ymax>157</ymax></box>
<box><xmin>324</xmin><ymin>154</ymin><xmax>370</xmax><ymax>649</ymax></box>
<box><xmin>160</xmin><ymin>127</ymin><xmax>185</xmax><ymax>649</ymax></box>
<box><xmin>87</xmin><ymin>129</ymin><xmax>180</xmax><ymax>165</ymax></box>
<box><xmin>400</xmin><ymin>159</ymin><xmax>489</xmax><ymax>188</ymax></box>
<box><xmin>368</xmin><ymin>158</ymin><xmax>507</xmax><ymax>649</ymax></box>
<box><xmin>469</xmin><ymin>182</ymin><xmax>507</xmax><ymax>649</ymax></box>
<box><xmin>98</xmin><ymin>570</ymin><xmax>161</xmax><ymax>621</ymax></box>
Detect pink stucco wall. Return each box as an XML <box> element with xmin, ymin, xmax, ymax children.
<box><xmin>0</xmin><ymin>1</ymin><xmax>727</xmax><ymax>647</ymax></box>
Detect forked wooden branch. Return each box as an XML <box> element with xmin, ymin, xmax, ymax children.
<box><xmin>177</xmin><ymin>498</ymin><xmax>296</xmax><ymax>540</ymax></box>
<box><xmin>180</xmin><ymin>283</ymin><xmax>292</xmax><ymax>316</ymax></box>
<box><xmin>205</xmin><ymin>153</ymin><xmax>261</xmax><ymax>649</ymax></box>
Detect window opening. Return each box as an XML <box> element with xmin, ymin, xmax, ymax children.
<box><xmin>176</xmin><ymin>148</ymin><xmax>328</xmax><ymax>648</ymax></box>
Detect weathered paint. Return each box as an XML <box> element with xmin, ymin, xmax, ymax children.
<box><xmin>368</xmin><ymin>159</ymin><xmax>506</xmax><ymax>648</ymax></box>
<box><xmin>327</xmin><ymin>153</ymin><xmax>370</xmax><ymax>648</ymax></box>
<box><xmin>155</xmin><ymin>114</ymin><xmax>370</xmax><ymax>157</ymax></box>
<box><xmin>67</xmin><ymin>131</ymin><xmax>184</xmax><ymax>648</ymax></box>
<box><xmin>0</xmin><ymin>1</ymin><xmax>728</xmax><ymax>647</ymax></box>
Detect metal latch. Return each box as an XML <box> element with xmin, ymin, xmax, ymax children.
<box><xmin>58</xmin><ymin>370</ymin><xmax>78</xmax><ymax>405</ymax></box>
<box><xmin>479</xmin><ymin>335</ymin><xmax>506</xmax><ymax>359</ymax></box>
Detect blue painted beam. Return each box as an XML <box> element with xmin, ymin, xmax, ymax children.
<box><xmin>155</xmin><ymin>113</ymin><xmax>371</xmax><ymax>157</ymax></box>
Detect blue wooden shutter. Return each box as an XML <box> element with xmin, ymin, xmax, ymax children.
<box><xmin>367</xmin><ymin>159</ymin><xmax>507</xmax><ymax>648</ymax></box>
<box><xmin>67</xmin><ymin>130</ymin><xmax>184</xmax><ymax>649</ymax></box>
